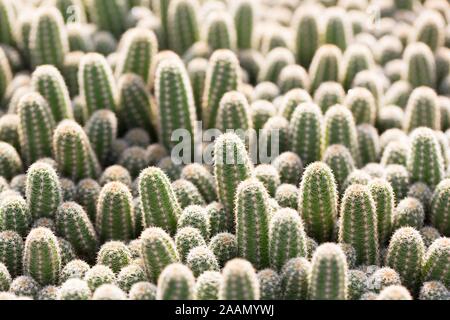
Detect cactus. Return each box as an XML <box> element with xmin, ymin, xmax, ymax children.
<box><xmin>116</xmin><ymin>264</ymin><xmax>146</xmax><ymax>292</ymax></box>
<box><xmin>129</xmin><ymin>281</ymin><xmax>157</xmax><ymax>300</ymax></box>
<box><xmin>29</xmin><ymin>7</ymin><xmax>69</xmax><ymax>69</ymax></box>
<box><xmin>118</xmin><ymin>147</ymin><xmax>148</xmax><ymax>179</ymax></box>
<box><xmin>369</xmin><ymin>179</ymin><xmax>394</xmax><ymax>246</ymax></box>
<box><xmin>0</xmin><ymin>231</ymin><xmax>23</xmax><ymax>277</ymax></box>
<box><xmin>322</xmin><ymin>145</ymin><xmax>355</xmax><ymax>192</ymax></box>
<box><xmin>377</xmin><ymin>285</ymin><xmax>413</xmax><ymax>300</ymax></box>
<box><xmin>278</xmin><ymin>89</ymin><xmax>312</xmax><ymax>121</ymax></box>
<box><xmin>253</xmin><ymin>164</ymin><xmax>280</xmax><ymax>197</ymax></box>
<box><xmin>269</xmin><ymin>208</ymin><xmax>308</xmax><ymax>271</ymax></box>
<box><xmin>203</xmin><ymin>12</ymin><xmax>236</xmax><ymax>51</ymax></box>
<box><xmin>341</xmin><ymin>45</ymin><xmax>374</xmax><ymax>91</ymax></box>
<box><xmin>0</xmin><ymin>0</ymin><xmax>15</xmax><ymax>46</ymax></box>
<box><xmin>55</xmin><ymin>202</ymin><xmax>98</xmax><ymax>260</ymax></box>
<box><xmin>84</xmin><ymin>265</ymin><xmax>116</xmax><ymax>292</ymax></box>
<box><xmin>96</xmin><ymin>182</ymin><xmax>135</xmax><ymax>242</ymax></box>
<box><xmin>174</xmin><ymin>227</ymin><xmax>206</xmax><ymax>262</ymax></box>
<box><xmin>85</xmin><ymin>0</ymin><xmax>127</xmax><ymax>38</ymax></box>
<box><xmin>386</xmin><ymin>227</ymin><xmax>425</xmax><ymax>294</ymax></box>
<box><xmin>393</xmin><ymin>197</ymin><xmax>425</xmax><ymax>230</ymax></box>
<box><xmin>172</xmin><ymin>179</ymin><xmax>205</xmax><ymax>209</ymax></box>
<box><xmin>257</xmin><ymin>269</ymin><xmax>281</xmax><ymax>300</ymax></box>
<box><xmin>100</xmin><ymin>165</ymin><xmax>132</xmax><ymax>188</ymax></box>
<box><xmin>23</xmin><ymin>227</ymin><xmax>61</xmax><ymax>285</ymax></box>
<box><xmin>309</xmin><ymin>45</ymin><xmax>342</xmax><ymax>93</ymax></box>
<box><xmin>202</xmin><ymin>50</ymin><xmax>241</xmax><ymax>129</ymax></box>
<box><xmin>138</xmin><ymin>167</ymin><xmax>181</xmax><ymax>235</ymax></box>
<box><xmin>60</xmin><ymin>178</ymin><xmax>76</xmax><ymax>201</ymax></box>
<box><xmin>403</xmin><ymin>43</ymin><xmax>436</xmax><ymax>89</ymax></box>
<box><xmin>0</xmin><ymin>142</ymin><xmax>22</xmax><ymax>181</ymax></box>
<box><xmin>293</xmin><ymin>8</ymin><xmax>320</xmax><ymax>69</ymax></box>
<box><xmin>278</xmin><ymin>65</ymin><xmax>310</xmax><ymax>94</ymax></box>
<box><xmin>0</xmin><ymin>194</ymin><xmax>30</xmax><ymax>237</ymax></box>
<box><xmin>357</xmin><ymin>124</ymin><xmax>380</xmax><ymax>166</ymax></box>
<box><xmin>58</xmin><ymin>278</ymin><xmax>91</xmax><ymax>300</ymax></box>
<box><xmin>0</xmin><ymin>48</ymin><xmax>12</xmax><ymax>103</ymax></box>
<box><xmin>53</xmin><ymin>120</ymin><xmax>101</xmax><ymax>181</ymax></box>
<box><xmin>9</xmin><ymin>276</ymin><xmax>39</xmax><ymax>299</ymax></box>
<box><xmin>339</xmin><ymin>184</ymin><xmax>379</xmax><ymax>266</ymax></box>
<box><xmin>195</xmin><ymin>271</ymin><xmax>222</xmax><ymax>300</ymax></box>
<box><xmin>208</xmin><ymin>232</ymin><xmax>237</xmax><ymax>268</ymax></box>
<box><xmin>124</xmin><ymin>129</ymin><xmax>151</xmax><ymax>148</ymax></box>
<box><xmin>407</xmin><ymin>127</ymin><xmax>444</xmax><ymax>188</ymax></box>
<box><xmin>419</xmin><ymin>281</ymin><xmax>449</xmax><ymax>300</ymax></box>
<box><xmin>37</xmin><ymin>285</ymin><xmax>59</xmax><ymax>300</ymax></box>
<box><xmin>404</xmin><ymin>87</ymin><xmax>440</xmax><ymax>133</ymax></box>
<box><xmin>384</xmin><ymin>164</ymin><xmax>410</xmax><ymax>202</ymax></box>
<box><xmin>168</xmin><ymin>0</ymin><xmax>199</xmax><ymax>54</ymax></box>
<box><xmin>215</xmin><ymin>91</ymin><xmax>252</xmax><ymax>134</ymax></box>
<box><xmin>314</xmin><ymin>82</ymin><xmax>345</xmax><ymax>114</ymax></box>
<box><xmin>75</xmin><ymin>179</ymin><xmax>100</xmax><ymax>222</ymax></box>
<box><xmin>272</xmin><ymin>152</ymin><xmax>303</xmax><ymax>186</ymax></box>
<box><xmin>347</xmin><ymin>270</ymin><xmax>368</xmax><ymax>300</ymax></box>
<box><xmin>235</xmin><ymin>179</ymin><xmax>271</xmax><ymax>269</ymax></box>
<box><xmin>97</xmin><ymin>241</ymin><xmax>132</xmax><ymax>274</ymax></box>
<box><xmin>309</xmin><ymin>243</ymin><xmax>348</xmax><ymax>300</ymax></box>
<box><xmin>155</xmin><ymin>57</ymin><xmax>197</xmax><ymax>155</ymax></box>
<box><xmin>59</xmin><ymin>259</ymin><xmax>90</xmax><ymax>283</ymax></box>
<box><xmin>79</xmin><ymin>53</ymin><xmax>118</xmax><ymax>115</ymax></box>
<box><xmin>381</xmin><ymin>141</ymin><xmax>409</xmax><ymax>167</ymax></box>
<box><xmin>377</xmin><ymin>106</ymin><xmax>404</xmax><ymax>132</ymax></box>
<box><xmin>366</xmin><ymin>267</ymin><xmax>402</xmax><ymax>294</ymax></box>
<box><xmin>26</xmin><ymin>162</ymin><xmax>62</xmax><ymax>220</ymax></box>
<box><xmin>279</xmin><ymin>257</ymin><xmax>311</xmax><ymax>299</ymax></box>
<box><xmin>430</xmin><ymin>179</ymin><xmax>450</xmax><ymax>236</ymax></box>
<box><xmin>411</xmin><ymin>11</ymin><xmax>445</xmax><ymax>53</ymax></box>
<box><xmin>323</xmin><ymin>8</ymin><xmax>352</xmax><ymax>51</ymax></box>
<box><xmin>275</xmin><ymin>184</ymin><xmax>298</xmax><ymax>209</ymax></box>
<box><xmin>85</xmin><ymin>110</ymin><xmax>118</xmax><ymax>165</ymax></box>
<box><xmin>187</xmin><ymin>58</ymin><xmax>208</xmax><ymax>118</ymax></box>
<box><xmin>259</xmin><ymin>48</ymin><xmax>295</xmax><ymax>84</ymax></box>
<box><xmin>17</xmin><ymin>92</ymin><xmax>55</xmax><ymax>166</ymax></box>
<box><xmin>233</xmin><ymin>0</ymin><xmax>253</xmax><ymax>50</ymax></box>
<box><xmin>92</xmin><ymin>283</ymin><xmax>126</xmax><ymax>300</ymax></box>
<box><xmin>156</xmin><ymin>263</ymin><xmax>195</xmax><ymax>300</ymax></box>
<box><xmin>0</xmin><ymin>115</ymin><xmax>20</xmax><ymax>153</ymax></box>
<box><xmin>422</xmin><ymin>237</ymin><xmax>450</xmax><ymax>287</ymax></box>
<box><xmin>289</xmin><ymin>102</ymin><xmax>323</xmax><ymax>166</ymax></box>
<box><xmin>322</xmin><ymin>104</ymin><xmax>361</xmax><ymax>167</ymax></box>
<box><xmin>186</xmin><ymin>245</ymin><xmax>219</xmax><ymax>277</ymax></box>
<box><xmin>117</xmin><ymin>74</ymin><xmax>157</xmax><ymax>140</ymax></box>
<box><xmin>219</xmin><ymin>258</ymin><xmax>259</xmax><ymax>300</ymax></box>
<box><xmin>345</xmin><ymin>87</ymin><xmax>376</xmax><ymax>126</ymax></box>
<box><xmin>181</xmin><ymin>163</ymin><xmax>217</xmax><ymax>203</ymax></box>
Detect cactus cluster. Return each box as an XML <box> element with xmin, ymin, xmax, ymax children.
<box><xmin>0</xmin><ymin>0</ymin><xmax>449</xmax><ymax>301</ymax></box>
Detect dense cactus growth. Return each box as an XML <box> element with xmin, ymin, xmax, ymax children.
<box><xmin>0</xmin><ymin>0</ymin><xmax>448</xmax><ymax>301</ymax></box>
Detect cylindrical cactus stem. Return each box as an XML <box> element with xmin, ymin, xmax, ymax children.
<box><xmin>377</xmin><ymin>285</ymin><xmax>413</xmax><ymax>300</ymax></box>
<box><xmin>0</xmin><ymin>47</ymin><xmax>12</xmax><ymax>103</ymax></box>
<box><xmin>129</xmin><ymin>281</ymin><xmax>157</xmax><ymax>300</ymax></box>
<box><xmin>172</xmin><ymin>179</ymin><xmax>206</xmax><ymax>209</ymax></box>
<box><xmin>66</xmin><ymin>23</ymin><xmax>93</xmax><ymax>53</ymax></box>
<box><xmin>55</xmin><ymin>202</ymin><xmax>98</xmax><ymax>260</ymax></box>
<box><xmin>314</xmin><ymin>82</ymin><xmax>345</xmax><ymax>114</ymax></box>
<box><xmin>253</xmin><ymin>164</ymin><xmax>280</xmax><ymax>197</ymax></box>
<box><xmin>53</xmin><ymin>0</ymin><xmax>87</xmax><ymax>23</ymax></box>
<box><xmin>140</xmin><ymin>227</ymin><xmax>180</xmax><ymax>283</ymax></box>
<box><xmin>357</xmin><ymin>124</ymin><xmax>380</xmax><ymax>166</ymax></box>
<box><xmin>272</xmin><ymin>152</ymin><xmax>303</xmax><ymax>186</ymax></box>
<box><xmin>339</xmin><ymin>184</ymin><xmax>379</xmax><ymax>266</ymax></box>
<box><xmin>0</xmin><ymin>194</ymin><xmax>30</xmax><ymax>237</ymax></box>
<box><xmin>63</xmin><ymin>52</ymin><xmax>84</xmax><ymax>98</ymax></box>
<box><xmin>175</xmin><ymin>227</ymin><xmax>206</xmax><ymax>263</ymax></box>
<box><xmin>235</xmin><ymin>179</ymin><xmax>271</xmax><ymax>269</ymax></box>
<box><xmin>186</xmin><ymin>245</ymin><xmax>219</xmax><ymax>277</ymax></box>
<box><xmin>340</xmin><ymin>44</ymin><xmax>374</xmax><ymax>91</ymax></box>
<box><xmin>258</xmin><ymin>47</ymin><xmax>295</xmax><ymax>84</ymax></box>
<box><xmin>29</xmin><ymin>6</ymin><xmax>69</xmax><ymax>69</ymax></box>
<box><xmin>203</xmin><ymin>12</ymin><xmax>236</xmax><ymax>51</ymax></box>
<box><xmin>26</xmin><ymin>162</ymin><xmax>62</xmax><ymax>220</ymax></box>
<box><xmin>31</xmin><ymin>64</ymin><xmax>75</xmax><ymax>123</ymax></box>
<box><xmin>430</xmin><ymin>179</ymin><xmax>450</xmax><ymax>236</ymax></box>
<box><xmin>17</xmin><ymin>92</ymin><xmax>55</xmax><ymax>166</ymax></box>
<box><xmin>115</xmin><ymin>28</ymin><xmax>158</xmax><ymax>83</ymax></box>
<box><xmin>0</xmin><ymin>142</ymin><xmax>22</xmax><ymax>181</ymax></box>
<box><xmin>309</xmin><ymin>45</ymin><xmax>342</xmax><ymax>94</ymax></box>
<box><xmin>152</xmin><ymin>0</ymin><xmax>171</xmax><ymax>49</ymax></box>
<box><xmin>260</xmin><ymin>116</ymin><xmax>291</xmax><ymax>158</ymax></box>
<box><xmin>79</xmin><ymin>53</ymin><xmax>118</xmax><ymax>116</ymax></box>
<box><xmin>96</xmin><ymin>182</ymin><xmax>135</xmax><ymax>242</ymax></box>
<box><xmin>168</xmin><ymin>0</ymin><xmax>199</xmax><ymax>54</ymax></box>
<box><xmin>85</xmin><ymin>0</ymin><xmax>127</xmax><ymax>38</ymax></box>
<box><xmin>208</xmin><ymin>232</ymin><xmax>237</xmax><ymax>268</ymax></box>
<box><xmin>384</xmin><ymin>80</ymin><xmax>412</xmax><ymax>110</ymax></box>
<box><xmin>75</xmin><ymin>178</ymin><xmax>100</xmax><ymax>222</ymax></box>
<box><xmin>23</xmin><ymin>227</ymin><xmax>61</xmax><ymax>286</ymax></box>
<box><xmin>0</xmin><ymin>231</ymin><xmax>24</xmax><ymax>277</ymax></box>
<box><xmin>202</xmin><ymin>50</ymin><xmax>241</xmax><ymax>129</ymax></box>
<box><xmin>278</xmin><ymin>89</ymin><xmax>312</xmax><ymax>121</ymax></box>
<box><xmin>277</xmin><ymin>65</ymin><xmax>310</xmax><ymax>94</ymax></box>
<box><xmin>322</xmin><ymin>145</ymin><xmax>355</xmax><ymax>192</ymax></box>
<box><xmin>0</xmin><ymin>114</ymin><xmax>20</xmax><ymax>153</ymax></box>
<box><xmin>386</xmin><ymin>227</ymin><xmax>425</xmax><ymax>294</ymax></box>
<box><xmin>369</xmin><ymin>178</ymin><xmax>394</xmax><ymax>246</ymax></box>
<box><xmin>156</xmin><ymin>263</ymin><xmax>195</xmax><ymax>300</ymax></box>
<box><xmin>0</xmin><ymin>262</ymin><xmax>11</xmax><ymax>292</ymax></box>
<box><xmin>195</xmin><ymin>271</ymin><xmax>222</xmax><ymax>300</ymax></box>
<box><xmin>323</xmin><ymin>8</ymin><xmax>352</xmax><ymax>51</ymax></box>
<box><xmin>381</xmin><ymin>141</ymin><xmax>409</xmax><ymax>167</ymax></box>
<box><xmin>96</xmin><ymin>241</ymin><xmax>132</xmax><ymax>274</ymax></box>
<box><xmin>177</xmin><ymin>205</ymin><xmax>210</xmax><ymax>239</ymax></box>
<box><xmin>9</xmin><ymin>275</ymin><xmax>40</xmax><ymax>299</ymax></box>
<box><xmin>53</xmin><ymin>120</ymin><xmax>101</xmax><ymax>181</ymax></box>
<box><xmin>279</xmin><ymin>257</ymin><xmax>311</xmax><ymax>299</ymax></box>
<box><xmin>344</xmin><ymin>87</ymin><xmax>376</xmax><ymax>126</ymax></box>
<box><xmin>322</xmin><ymin>104</ymin><xmax>361</xmax><ymax>167</ymax></box>
<box><xmin>407</xmin><ymin>127</ymin><xmax>445</xmax><ymax>188</ymax></box>
<box><xmin>393</xmin><ymin>197</ymin><xmax>425</xmax><ymax>230</ymax></box>
<box><xmin>181</xmin><ymin>163</ymin><xmax>217</xmax><ymax>203</ymax></box>
<box><xmin>155</xmin><ymin>57</ymin><xmax>197</xmax><ymax>154</ymax></box>
<box><xmin>422</xmin><ymin>238</ymin><xmax>450</xmax><ymax>287</ymax></box>
<box><xmin>219</xmin><ymin>258</ymin><xmax>259</xmax><ymax>300</ymax></box>
<box><xmin>206</xmin><ymin>202</ymin><xmax>229</xmax><ymax>236</ymax></box>
<box><xmin>214</xmin><ymin>133</ymin><xmax>252</xmax><ymax>228</ymax></box>
<box><xmin>215</xmin><ymin>91</ymin><xmax>252</xmax><ymax>134</ymax></box>
<box><xmin>156</xmin><ymin>156</ymin><xmax>182</xmax><ymax>181</ymax></box>
<box><xmin>232</xmin><ymin>0</ymin><xmax>253</xmax><ymax>50</ymax></box>
<box><xmin>84</xmin><ymin>109</ymin><xmax>118</xmax><ymax>165</ymax></box>
<box><xmin>269</xmin><ymin>208</ymin><xmax>308</xmax><ymax>272</ymax></box>
<box><xmin>116</xmin><ymin>264</ymin><xmax>146</xmax><ymax>292</ymax></box>
<box><xmin>100</xmin><ymin>165</ymin><xmax>132</xmax><ymax>188</ymax></box>
<box><xmin>58</xmin><ymin>278</ymin><xmax>91</xmax><ymax>300</ymax></box>
<box><xmin>404</xmin><ymin>87</ymin><xmax>440</xmax><ymax>133</ymax></box>
<box><xmin>118</xmin><ymin>74</ymin><xmax>157</xmax><ymax>139</ymax></box>
<box><xmin>292</xmin><ymin>8</ymin><xmax>320</xmax><ymax>69</ymax></box>
<box><xmin>385</xmin><ymin>164</ymin><xmax>410</xmax><ymax>203</ymax></box>
<box><xmin>289</xmin><ymin>102</ymin><xmax>323</xmax><ymax>166</ymax></box>
<box><xmin>187</xmin><ymin>58</ymin><xmax>208</xmax><ymax>119</ymax></box>
<box><xmin>257</xmin><ymin>269</ymin><xmax>281</xmax><ymax>300</ymax></box>
<box><xmin>298</xmin><ymin>162</ymin><xmax>338</xmax><ymax>242</ymax></box>
<box><xmin>0</xmin><ymin>0</ymin><xmax>15</xmax><ymax>46</ymax></box>
<box><xmin>59</xmin><ymin>259</ymin><xmax>90</xmax><ymax>283</ymax></box>
<box><xmin>393</xmin><ymin>0</ymin><xmax>413</xmax><ymax>10</ymax></box>
<box><xmin>410</xmin><ymin>10</ymin><xmax>445</xmax><ymax>53</ymax></box>
<box><xmin>403</xmin><ymin>42</ymin><xmax>436</xmax><ymax>89</ymax></box>
<box><xmin>309</xmin><ymin>243</ymin><xmax>348</xmax><ymax>300</ymax></box>
<box><xmin>275</xmin><ymin>184</ymin><xmax>298</xmax><ymax>209</ymax></box>
<box><xmin>419</xmin><ymin>281</ymin><xmax>449</xmax><ymax>300</ymax></box>
<box><xmin>250</xmin><ymin>100</ymin><xmax>276</xmax><ymax>134</ymax></box>
<box><xmin>138</xmin><ymin>167</ymin><xmax>181</xmax><ymax>235</ymax></box>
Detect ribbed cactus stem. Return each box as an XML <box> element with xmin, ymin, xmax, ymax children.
<box><xmin>219</xmin><ymin>258</ymin><xmax>260</xmax><ymax>300</ymax></box>
<box><xmin>0</xmin><ymin>231</ymin><xmax>24</xmax><ymax>277</ymax></box>
<box><xmin>403</xmin><ymin>42</ymin><xmax>436</xmax><ymax>89</ymax></box>
<box><xmin>293</xmin><ymin>8</ymin><xmax>320</xmax><ymax>69</ymax></box>
<box><xmin>309</xmin><ymin>45</ymin><xmax>342</xmax><ymax>93</ymax></box>
<box><xmin>215</xmin><ymin>91</ymin><xmax>252</xmax><ymax>134</ymax></box>
<box><xmin>0</xmin><ymin>194</ymin><xmax>30</xmax><ymax>237</ymax></box>
<box><xmin>168</xmin><ymin>0</ymin><xmax>199</xmax><ymax>54</ymax></box>
<box><xmin>85</xmin><ymin>0</ymin><xmax>127</xmax><ymax>38</ymax></box>
<box><xmin>422</xmin><ymin>238</ymin><xmax>450</xmax><ymax>287</ymax></box>
<box><xmin>430</xmin><ymin>179</ymin><xmax>450</xmax><ymax>236</ymax></box>
<box><xmin>157</xmin><ymin>263</ymin><xmax>195</xmax><ymax>300</ymax></box>
<box><xmin>203</xmin><ymin>12</ymin><xmax>236</xmax><ymax>51</ymax></box>
<box><xmin>369</xmin><ymin>179</ymin><xmax>394</xmax><ymax>246</ymax></box>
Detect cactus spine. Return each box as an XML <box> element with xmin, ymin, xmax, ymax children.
<box><xmin>422</xmin><ymin>238</ymin><xmax>450</xmax><ymax>287</ymax></box>
<box><xmin>0</xmin><ymin>231</ymin><xmax>24</xmax><ymax>277</ymax></box>
<box><xmin>293</xmin><ymin>8</ymin><xmax>320</xmax><ymax>69</ymax></box>
<box><xmin>85</xmin><ymin>0</ymin><xmax>127</xmax><ymax>38</ymax></box>
<box><xmin>157</xmin><ymin>263</ymin><xmax>195</xmax><ymax>300</ymax></box>
<box><xmin>0</xmin><ymin>194</ymin><xmax>30</xmax><ymax>237</ymax></box>
<box><xmin>219</xmin><ymin>258</ymin><xmax>260</xmax><ymax>300</ymax></box>
<box><xmin>369</xmin><ymin>179</ymin><xmax>394</xmax><ymax>246</ymax></box>
<box><xmin>430</xmin><ymin>179</ymin><xmax>450</xmax><ymax>236</ymax></box>
<box><xmin>168</xmin><ymin>0</ymin><xmax>199</xmax><ymax>55</ymax></box>
<box><xmin>309</xmin><ymin>45</ymin><xmax>342</xmax><ymax>93</ymax></box>
<box><xmin>404</xmin><ymin>87</ymin><xmax>440</xmax><ymax>133</ymax></box>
